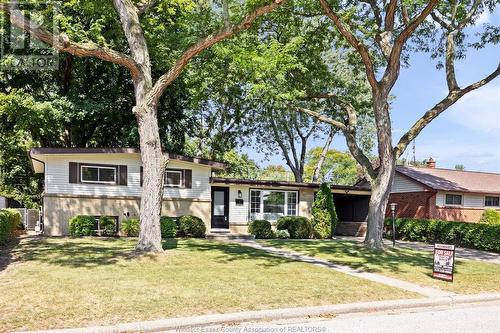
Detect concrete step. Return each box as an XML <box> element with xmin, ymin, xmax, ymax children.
<box><xmin>335</xmin><ymin>221</ymin><xmax>367</xmax><ymax>237</ymax></box>
<box><xmin>206</xmin><ymin>233</ymin><xmax>255</xmax><ymax>241</ymax></box>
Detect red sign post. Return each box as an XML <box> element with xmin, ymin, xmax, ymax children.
<box><xmin>433</xmin><ymin>244</ymin><xmax>456</xmax><ymax>282</ymax></box>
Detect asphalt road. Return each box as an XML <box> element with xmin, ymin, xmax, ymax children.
<box><xmin>181</xmin><ymin>302</ymin><xmax>500</xmax><ymax>333</ymax></box>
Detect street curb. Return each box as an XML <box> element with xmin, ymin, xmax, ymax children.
<box><xmin>19</xmin><ymin>293</ymin><xmax>500</xmax><ymax>333</ymax></box>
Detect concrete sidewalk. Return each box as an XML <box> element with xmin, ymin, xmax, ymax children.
<box><xmin>21</xmin><ymin>293</ymin><xmax>500</xmax><ymax>333</ymax></box>
<box><xmin>337</xmin><ymin>236</ymin><xmax>500</xmax><ymax>264</ymax></box>
<box><xmin>236</xmin><ymin>240</ymin><xmax>454</xmax><ymax>298</ymax></box>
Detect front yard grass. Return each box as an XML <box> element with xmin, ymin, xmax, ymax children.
<box><xmin>0</xmin><ymin>237</ymin><xmax>416</xmax><ymax>332</ymax></box>
<box><xmin>259</xmin><ymin>239</ymin><xmax>500</xmax><ymax>295</ymax></box>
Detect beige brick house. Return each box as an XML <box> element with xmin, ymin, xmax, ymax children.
<box><xmin>30</xmin><ymin>148</ymin><xmax>371</xmax><ymax>236</ymax></box>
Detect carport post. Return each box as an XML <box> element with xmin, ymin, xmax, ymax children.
<box><xmin>389</xmin><ymin>203</ymin><xmax>398</xmax><ymax>247</ymax></box>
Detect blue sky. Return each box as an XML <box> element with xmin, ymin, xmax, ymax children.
<box><xmin>243</xmin><ymin>8</ymin><xmax>500</xmax><ymax>173</ymax></box>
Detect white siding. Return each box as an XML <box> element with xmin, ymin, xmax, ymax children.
<box><xmin>44</xmin><ymin>153</ymin><xmax>212</xmax><ymax>200</ymax></box>
<box><xmin>0</xmin><ymin>197</ymin><xmax>6</xmax><ymax>209</ymax></box>
<box><xmin>436</xmin><ymin>191</ymin><xmax>500</xmax><ymax>208</ymax></box>
<box><xmin>391</xmin><ymin>173</ymin><xmax>426</xmax><ymax>193</ymax></box>
<box><xmin>228</xmin><ymin>185</ymin><xmax>250</xmax><ymax>224</ymax></box>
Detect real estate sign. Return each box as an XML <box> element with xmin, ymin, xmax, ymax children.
<box><xmin>433</xmin><ymin>244</ymin><xmax>455</xmax><ymax>282</ymax></box>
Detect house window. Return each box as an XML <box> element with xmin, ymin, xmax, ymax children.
<box><xmin>445</xmin><ymin>194</ymin><xmax>463</xmax><ymax>205</ymax></box>
<box><xmin>165</xmin><ymin>169</ymin><xmax>183</xmax><ymax>187</ymax></box>
<box><xmin>249</xmin><ymin>190</ymin><xmax>298</xmax><ymax>221</ymax></box>
<box><xmin>81</xmin><ymin>165</ymin><xmax>116</xmax><ymax>184</ymax></box>
<box><xmin>485</xmin><ymin>196</ymin><xmax>500</xmax><ymax>207</ymax></box>
<box><xmin>250</xmin><ymin>190</ymin><xmax>261</xmax><ymax>214</ymax></box>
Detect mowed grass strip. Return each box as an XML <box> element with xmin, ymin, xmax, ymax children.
<box><xmin>259</xmin><ymin>239</ymin><xmax>500</xmax><ymax>295</ymax></box>
<box><xmin>0</xmin><ymin>237</ymin><xmax>415</xmax><ymax>332</ymax></box>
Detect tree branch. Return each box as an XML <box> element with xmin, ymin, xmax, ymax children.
<box><xmin>294</xmin><ymin>106</ymin><xmax>347</xmax><ymax>131</ymax></box>
<box><xmin>381</xmin><ymin>0</ymin><xmax>439</xmax><ymax>93</ymax></box>
<box><xmin>0</xmin><ymin>3</ymin><xmax>141</xmax><ymax>80</ymax></box>
<box><xmin>147</xmin><ymin>0</ymin><xmax>285</xmax><ymax>107</ymax></box>
<box><xmin>384</xmin><ymin>0</ymin><xmax>398</xmax><ymax>32</ymax></box>
<box><xmin>319</xmin><ymin>0</ymin><xmax>378</xmax><ymax>91</ymax></box>
<box><xmin>305</xmin><ymin>92</ymin><xmax>358</xmax><ymax>127</ymax></box>
<box><xmin>394</xmin><ymin>63</ymin><xmax>500</xmax><ymax>158</ymax></box>
<box><xmin>137</xmin><ymin>0</ymin><xmax>157</xmax><ymax>15</ymax></box>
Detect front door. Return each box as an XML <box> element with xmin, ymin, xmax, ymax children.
<box><xmin>211</xmin><ymin>187</ymin><xmax>229</xmax><ymax>229</ymax></box>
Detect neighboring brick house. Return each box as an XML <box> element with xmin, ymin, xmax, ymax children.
<box><xmin>389</xmin><ymin>160</ymin><xmax>500</xmax><ymax>223</ymax></box>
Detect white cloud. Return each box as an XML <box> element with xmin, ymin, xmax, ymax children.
<box><xmin>446</xmin><ymin>81</ymin><xmax>500</xmax><ymax>134</ymax></box>
<box><xmin>476</xmin><ymin>11</ymin><xmax>491</xmax><ymax>25</ymax></box>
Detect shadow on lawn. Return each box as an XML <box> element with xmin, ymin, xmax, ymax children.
<box><xmin>17</xmin><ymin>237</ymin><xmax>158</xmax><ymax>268</ymax></box>
<box><xmin>180</xmin><ymin>239</ymin><xmax>293</xmax><ymax>268</ymax></box>
<box><xmin>263</xmin><ymin>239</ymin><xmax>465</xmax><ymax>274</ymax></box>
<box><xmin>0</xmin><ymin>235</ymin><xmax>22</xmax><ymax>272</ymax></box>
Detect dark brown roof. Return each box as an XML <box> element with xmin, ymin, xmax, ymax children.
<box><xmin>210</xmin><ymin>177</ymin><xmax>371</xmax><ymax>192</ymax></box>
<box><xmin>397</xmin><ymin>166</ymin><xmax>500</xmax><ymax>195</ymax></box>
<box><xmin>29</xmin><ymin>147</ymin><xmax>226</xmax><ymax>169</ymax></box>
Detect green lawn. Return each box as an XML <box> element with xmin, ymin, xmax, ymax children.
<box><xmin>259</xmin><ymin>239</ymin><xmax>500</xmax><ymax>295</ymax></box>
<box><xmin>0</xmin><ymin>237</ymin><xmax>416</xmax><ymax>332</ymax></box>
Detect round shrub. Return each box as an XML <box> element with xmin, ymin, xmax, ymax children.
<box><xmin>69</xmin><ymin>215</ymin><xmax>95</xmax><ymax>236</ymax></box>
<box><xmin>479</xmin><ymin>209</ymin><xmax>500</xmax><ymax>225</ymax></box>
<box><xmin>160</xmin><ymin>216</ymin><xmax>177</xmax><ymax>238</ymax></box>
<box><xmin>275</xmin><ymin>229</ymin><xmax>290</xmax><ymax>239</ymax></box>
<box><xmin>99</xmin><ymin>216</ymin><xmax>117</xmax><ymax>236</ymax></box>
<box><xmin>121</xmin><ymin>218</ymin><xmax>140</xmax><ymax>237</ymax></box>
<box><xmin>178</xmin><ymin>215</ymin><xmax>206</xmax><ymax>238</ymax></box>
<box><xmin>248</xmin><ymin>219</ymin><xmax>274</xmax><ymax>239</ymax></box>
<box><xmin>277</xmin><ymin>216</ymin><xmax>312</xmax><ymax>239</ymax></box>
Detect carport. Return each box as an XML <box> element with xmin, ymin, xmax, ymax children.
<box><xmin>331</xmin><ymin>185</ymin><xmax>371</xmax><ymax>237</ymax></box>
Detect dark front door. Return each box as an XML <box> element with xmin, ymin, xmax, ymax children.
<box><xmin>211</xmin><ymin>187</ymin><xmax>229</xmax><ymax>229</ymax></box>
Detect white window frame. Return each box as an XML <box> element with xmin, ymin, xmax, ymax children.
<box><xmin>445</xmin><ymin>193</ymin><xmax>463</xmax><ymax>206</ymax></box>
<box><xmin>249</xmin><ymin>189</ymin><xmax>298</xmax><ymax>221</ymax></box>
<box><xmin>485</xmin><ymin>196</ymin><xmax>500</xmax><ymax>207</ymax></box>
<box><xmin>165</xmin><ymin>169</ymin><xmax>183</xmax><ymax>187</ymax></box>
<box><xmin>80</xmin><ymin>165</ymin><xmax>117</xmax><ymax>184</ymax></box>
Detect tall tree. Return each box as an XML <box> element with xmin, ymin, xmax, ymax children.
<box><xmin>1</xmin><ymin>0</ymin><xmax>285</xmax><ymax>252</ymax></box>
<box><xmin>303</xmin><ymin>147</ymin><xmax>360</xmax><ymax>185</ymax></box>
<box><xmin>294</xmin><ymin>0</ymin><xmax>499</xmax><ymax>248</ymax></box>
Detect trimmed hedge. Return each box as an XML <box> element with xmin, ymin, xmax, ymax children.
<box><xmin>248</xmin><ymin>220</ymin><xmax>274</xmax><ymax>239</ymax></box>
<box><xmin>160</xmin><ymin>216</ymin><xmax>177</xmax><ymax>238</ymax></box>
<box><xmin>277</xmin><ymin>216</ymin><xmax>312</xmax><ymax>239</ymax></box>
<box><xmin>99</xmin><ymin>216</ymin><xmax>117</xmax><ymax>236</ymax></box>
<box><xmin>275</xmin><ymin>229</ymin><xmax>290</xmax><ymax>239</ymax></box>
<box><xmin>69</xmin><ymin>215</ymin><xmax>95</xmax><ymax>236</ymax></box>
<box><xmin>0</xmin><ymin>209</ymin><xmax>22</xmax><ymax>245</ymax></box>
<box><xmin>121</xmin><ymin>218</ymin><xmax>140</xmax><ymax>237</ymax></box>
<box><xmin>178</xmin><ymin>215</ymin><xmax>206</xmax><ymax>238</ymax></box>
<box><xmin>384</xmin><ymin>218</ymin><xmax>500</xmax><ymax>252</ymax></box>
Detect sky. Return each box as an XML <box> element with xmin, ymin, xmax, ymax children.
<box><xmin>242</xmin><ymin>8</ymin><xmax>500</xmax><ymax>173</ymax></box>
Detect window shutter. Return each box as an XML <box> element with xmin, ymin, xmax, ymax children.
<box><xmin>69</xmin><ymin>162</ymin><xmax>79</xmax><ymax>183</ymax></box>
<box><xmin>140</xmin><ymin>166</ymin><xmax>143</xmax><ymax>187</ymax></box>
<box><xmin>119</xmin><ymin>165</ymin><xmax>128</xmax><ymax>186</ymax></box>
<box><xmin>184</xmin><ymin>169</ymin><xmax>192</xmax><ymax>188</ymax></box>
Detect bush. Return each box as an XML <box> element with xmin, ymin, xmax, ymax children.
<box><xmin>384</xmin><ymin>218</ymin><xmax>500</xmax><ymax>252</ymax></box>
<box><xmin>277</xmin><ymin>216</ymin><xmax>312</xmax><ymax>239</ymax></box>
<box><xmin>312</xmin><ymin>183</ymin><xmax>338</xmax><ymax>238</ymax></box>
<box><xmin>248</xmin><ymin>219</ymin><xmax>274</xmax><ymax>239</ymax></box>
<box><xmin>99</xmin><ymin>216</ymin><xmax>117</xmax><ymax>236</ymax></box>
<box><xmin>0</xmin><ymin>209</ymin><xmax>22</xmax><ymax>245</ymax></box>
<box><xmin>275</xmin><ymin>229</ymin><xmax>290</xmax><ymax>239</ymax></box>
<box><xmin>69</xmin><ymin>215</ymin><xmax>95</xmax><ymax>237</ymax></box>
<box><xmin>121</xmin><ymin>218</ymin><xmax>140</xmax><ymax>237</ymax></box>
<box><xmin>479</xmin><ymin>209</ymin><xmax>500</xmax><ymax>225</ymax></box>
<box><xmin>178</xmin><ymin>215</ymin><xmax>206</xmax><ymax>238</ymax></box>
<box><xmin>160</xmin><ymin>216</ymin><xmax>177</xmax><ymax>238</ymax></box>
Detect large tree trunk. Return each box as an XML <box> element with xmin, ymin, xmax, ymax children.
<box><xmin>364</xmin><ymin>160</ymin><xmax>395</xmax><ymax>249</ymax></box>
<box><xmin>364</xmin><ymin>97</ymin><xmax>395</xmax><ymax>249</ymax></box>
<box><xmin>135</xmin><ymin>104</ymin><xmax>166</xmax><ymax>252</ymax></box>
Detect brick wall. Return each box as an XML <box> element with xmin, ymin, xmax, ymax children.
<box><xmin>387</xmin><ymin>191</ymin><xmax>436</xmax><ymax>219</ymax></box>
<box><xmin>388</xmin><ymin>191</ymin><xmax>500</xmax><ymax>223</ymax></box>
